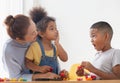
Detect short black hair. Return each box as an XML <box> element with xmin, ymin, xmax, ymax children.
<box><xmin>90</xmin><ymin>21</ymin><xmax>113</xmax><ymax>40</ymax></box>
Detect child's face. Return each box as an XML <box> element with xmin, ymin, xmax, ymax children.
<box><xmin>90</xmin><ymin>28</ymin><xmax>107</xmax><ymax>51</ymax></box>
<box><xmin>43</xmin><ymin>21</ymin><xmax>58</xmax><ymax>40</ymax></box>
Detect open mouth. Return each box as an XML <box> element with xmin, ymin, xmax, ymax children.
<box><xmin>92</xmin><ymin>44</ymin><xmax>96</xmax><ymax>48</ymax></box>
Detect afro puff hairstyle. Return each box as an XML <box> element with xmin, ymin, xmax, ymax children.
<box><xmin>29</xmin><ymin>7</ymin><xmax>47</xmax><ymax>24</ymax></box>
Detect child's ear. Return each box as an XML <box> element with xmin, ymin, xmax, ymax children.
<box><xmin>105</xmin><ymin>33</ymin><xmax>110</xmax><ymax>41</ymax></box>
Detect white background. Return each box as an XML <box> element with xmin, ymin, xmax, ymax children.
<box><xmin>0</xmin><ymin>0</ymin><xmax>120</xmax><ymax>78</ymax></box>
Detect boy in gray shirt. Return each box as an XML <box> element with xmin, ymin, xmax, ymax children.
<box><xmin>76</xmin><ymin>21</ymin><xmax>120</xmax><ymax>80</ymax></box>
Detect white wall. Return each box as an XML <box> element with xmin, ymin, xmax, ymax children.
<box><xmin>39</xmin><ymin>0</ymin><xmax>120</xmax><ymax>70</ymax></box>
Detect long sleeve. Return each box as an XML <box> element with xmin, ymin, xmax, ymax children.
<box><xmin>2</xmin><ymin>40</ymin><xmax>32</xmax><ymax>81</ymax></box>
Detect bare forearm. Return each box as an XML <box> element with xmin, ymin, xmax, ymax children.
<box><xmin>82</xmin><ymin>62</ymin><xmax>120</xmax><ymax>80</ymax></box>
<box><xmin>55</xmin><ymin>43</ymin><xmax>68</xmax><ymax>62</ymax></box>
<box><xmin>25</xmin><ymin>58</ymin><xmax>41</xmax><ymax>72</ymax></box>
<box><xmin>92</xmin><ymin>68</ymin><xmax>118</xmax><ymax>79</ymax></box>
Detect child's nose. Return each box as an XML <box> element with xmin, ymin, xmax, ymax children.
<box><xmin>91</xmin><ymin>38</ymin><xmax>94</xmax><ymax>43</ymax></box>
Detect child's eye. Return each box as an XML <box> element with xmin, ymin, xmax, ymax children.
<box><xmin>50</xmin><ymin>27</ymin><xmax>57</xmax><ymax>31</ymax></box>
<box><xmin>91</xmin><ymin>34</ymin><xmax>96</xmax><ymax>38</ymax></box>
<box><xmin>50</xmin><ymin>27</ymin><xmax>54</xmax><ymax>30</ymax></box>
<box><xmin>93</xmin><ymin>35</ymin><xmax>96</xmax><ymax>38</ymax></box>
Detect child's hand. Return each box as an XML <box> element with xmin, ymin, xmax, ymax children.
<box><xmin>81</xmin><ymin>61</ymin><xmax>96</xmax><ymax>72</ymax></box>
<box><xmin>76</xmin><ymin>66</ymin><xmax>84</xmax><ymax>76</ymax></box>
<box><xmin>39</xmin><ymin>66</ymin><xmax>53</xmax><ymax>73</ymax></box>
<box><xmin>59</xmin><ymin>69</ymin><xmax>69</xmax><ymax>80</ymax></box>
<box><xmin>54</xmin><ymin>32</ymin><xmax>59</xmax><ymax>45</ymax></box>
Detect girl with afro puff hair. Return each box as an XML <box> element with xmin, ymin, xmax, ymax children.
<box><xmin>25</xmin><ymin>7</ymin><xmax>68</xmax><ymax>80</ymax></box>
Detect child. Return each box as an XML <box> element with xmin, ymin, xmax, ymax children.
<box><xmin>76</xmin><ymin>21</ymin><xmax>120</xmax><ymax>80</ymax></box>
<box><xmin>25</xmin><ymin>7</ymin><xmax>68</xmax><ymax>79</ymax></box>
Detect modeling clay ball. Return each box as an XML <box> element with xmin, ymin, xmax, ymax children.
<box><xmin>86</xmin><ymin>77</ymin><xmax>92</xmax><ymax>81</ymax></box>
<box><xmin>76</xmin><ymin>66</ymin><xmax>84</xmax><ymax>76</ymax></box>
<box><xmin>10</xmin><ymin>78</ymin><xmax>17</xmax><ymax>81</ymax></box>
<box><xmin>91</xmin><ymin>75</ymin><xmax>96</xmax><ymax>80</ymax></box>
<box><xmin>0</xmin><ymin>78</ymin><xmax>4</xmax><ymax>82</ymax></box>
<box><xmin>59</xmin><ymin>70</ymin><xmax>69</xmax><ymax>80</ymax></box>
<box><xmin>22</xmin><ymin>79</ymin><xmax>27</xmax><ymax>81</ymax></box>
<box><xmin>18</xmin><ymin>78</ymin><xmax>23</xmax><ymax>81</ymax></box>
<box><xmin>77</xmin><ymin>77</ymin><xmax>83</xmax><ymax>81</ymax></box>
<box><xmin>60</xmin><ymin>72</ymin><xmax>65</xmax><ymax>77</ymax></box>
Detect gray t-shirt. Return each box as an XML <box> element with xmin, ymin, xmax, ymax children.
<box><xmin>91</xmin><ymin>48</ymin><xmax>120</xmax><ymax>79</ymax></box>
<box><xmin>2</xmin><ymin>39</ymin><xmax>32</xmax><ymax>81</ymax></box>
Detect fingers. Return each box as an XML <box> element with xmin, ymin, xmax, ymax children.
<box><xmin>81</xmin><ymin>61</ymin><xmax>87</xmax><ymax>67</ymax></box>
<box><xmin>47</xmin><ymin>72</ymin><xmax>60</xmax><ymax>79</ymax></box>
<box><xmin>44</xmin><ymin>65</ymin><xmax>52</xmax><ymax>70</ymax></box>
<box><xmin>81</xmin><ymin>61</ymin><xmax>90</xmax><ymax>68</ymax></box>
<box><xmin>40</xmin><ymin>66</ymin><xmax>52</xmax><ymax>73</ymax></box>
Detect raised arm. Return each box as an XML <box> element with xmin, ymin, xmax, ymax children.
<box><xmin>54</xmin><ymin>32</ymin><xmax>68</xmax><ymax>62</ymax></box>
